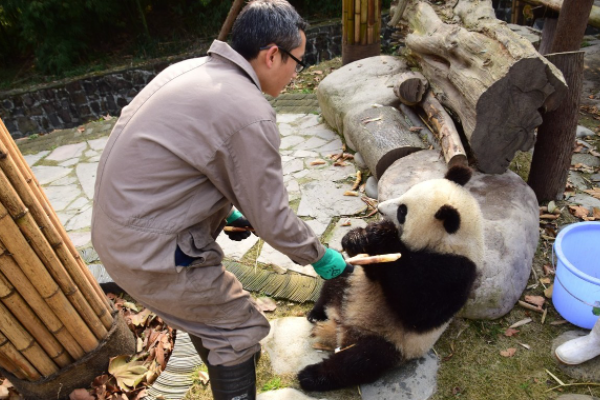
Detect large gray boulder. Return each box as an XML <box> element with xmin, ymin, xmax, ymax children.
<box><xmin>379</xmin><ymin>150</ymin><xmax>539</xmax><ymax>320</ymax></box>
<box><xmin>317</xmin><ymin>55</ymin><xmax>407</xmax><ymax>151</ymax></box>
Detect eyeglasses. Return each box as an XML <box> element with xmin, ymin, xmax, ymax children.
<box><xmin>260</xmin><ymin>45</ymin><xmax>306</xmax><ymax>73</ymax></box>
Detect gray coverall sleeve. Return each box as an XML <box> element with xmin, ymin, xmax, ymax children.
<box><xmin>207</xmin><ymin>119</ymin><xmax>325</xmax><ymax>265</ymax></box>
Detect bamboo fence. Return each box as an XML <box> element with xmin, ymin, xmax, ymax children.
<box><xmin>343</xmin><ymin>0</ymin><xmax>381</xmax><ymax>46</ymax></box>
<box><xmin>0</xmin><ymin>118</ymin><xmax>114</xmax><ymax>381</ymax></box>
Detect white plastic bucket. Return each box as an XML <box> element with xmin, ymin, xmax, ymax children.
<box><xmin>553</xmin><ymin>221</ymin><xmax>600</xmax><ymax>329</ymax></box>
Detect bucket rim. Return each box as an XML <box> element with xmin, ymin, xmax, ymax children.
<box><xmin>554</xmin><ymin>221</ymin><xmax>600</xmax><ymax>285</ymax></box>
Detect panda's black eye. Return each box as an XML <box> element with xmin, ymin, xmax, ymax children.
<box><xmin>397</xmin><ymin>204</ymin><xmax>407</xmax><ymax>224</ymax></box>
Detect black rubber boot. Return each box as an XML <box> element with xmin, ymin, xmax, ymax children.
<box><xmin>206</xmin><ymin>354</ymin><xmax>257</xmax><ymax>400</ymax></box>
<box><xmin>189</xmin><ymin>334</ymin><xmax>257</xmax><ymax>400</ymax></box>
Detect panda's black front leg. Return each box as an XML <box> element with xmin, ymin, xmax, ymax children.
<box><xmin>307</xmin><ymin>267</ymin><xmax>352</xmax><ymax>322</ymax></box>
<box><xmin>297</xmin><ymin>335</ymin><xmax>402</xmax><ymax>391</ymax></box>
<box><xmin>342</xmin><ymin>220</ymin><xmax>402</xmax><ymax>257</ymax></box>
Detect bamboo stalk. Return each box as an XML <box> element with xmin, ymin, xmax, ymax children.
<box><xmin>360</xmin><ymin>0</ymin><xmax>368</xmax><ymax>45</ymax></box>
<box><xmin>374</xmin><ymin>0</ymin><xmax>381</xmax><ymax>44</ymax></box>
<box><xmin>367</xmin><ymin>0</ymin><xmax>375</xmax><ymax>44</ymax></box>
<box><xmin>0</xmin><ymin>331</ymin><xmax>40</xmax><ymax>381</ymax></box>
<box><xmin>0</xmin><ymin>272</ymin><xmax>72</xmax><ymax>368</ymax></box>
<box><xmin>0</xmin><ymin>169</ymin><xmax>109</xmax><ymax>340</ymax></box>
<box><xmin>0</xmin><ymin>244</ymin><xmax>85</xmax><ymax>359</ymax></box>
<box><xmin>347</xmin><ymin>0</ymin><xmax>355</xmax><ymax>45</ymax></box>
<box><xmin>0</xmin><ymin>122</ymin><xmax>113</xmax><ymax>321</ymax></box>
<box><xmin>355</xmin><ymin>0</ymin><xmax>361</xmax><ymax>43</ymax></box>
<box><xmin>0</xmin><ymin>302</ymin><xmax>59</xmax><ymax>377</ymax></box>
<box><xmin>0</xmin><ymin>209</ymin><xmax>99</xmax><ymax>353</ymax></box>
<box><xmin>0</xmin><ymin>350</ymin><xmax>27</xmax><ymax>380</ymax></box>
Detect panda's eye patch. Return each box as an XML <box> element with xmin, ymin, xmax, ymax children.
<box><xmin>397</xmin><ymin>204</ymin><xmax>407</xmax><ymax>224</ymax></box>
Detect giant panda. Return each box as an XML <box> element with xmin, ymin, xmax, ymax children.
<box><xmin>298</xmin><ymin>165</ymin><xmax>484</xmax><ymax>392</ymax></box>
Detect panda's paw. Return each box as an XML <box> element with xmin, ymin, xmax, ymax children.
<box><xmin>307</xmin><ymin>307</ymin><xmax>328</xmax><ymax>323</ymax></box>
<box><xmin>341</xmin><ymin>227</ymin><xmax>368</xmax><ymax>257</ymax></box>
<box><xmin>298</xmin><ymin>363</ymin><xmax>333</xmax><ymax>392</ymax></box>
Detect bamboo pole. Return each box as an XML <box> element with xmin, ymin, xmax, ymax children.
<box><xmin>0</xmin><ymin>206</ymin><xmax>99</xmax><ymax>353</ymax></box>
<box><xmin>0</xmin><ymin>168</ymin><xmax>108</xmax><ymax>340</ymax></box>
<box><xmin>360</xmin><ymin>0</ymin><xmax>368</xmax><ymax>45</ymax></box>
<box><xmin>374</xmin><ymin>0</ymin><xmax>380</xmax><ymax>43</ymax></box>
<box><xmin>0</xmin><ymin>331</ymin><xmax>40</xmax><ymax>381</ymax></box>
<box><xmin>0</xmin><ymin>122</ymin><xmax>113</xmax><ymax>320</ymax></box>
<box><xmin>355</xmin><ymin>0</ymin><xmax>361</xmax><ymax>43</ymax></box>
<box><xmin>346</xmin><ymin>0</ymin><xmax>355</xmax><ymax>45</ymax></box>
<box><xmin>367</xmin><ymin>0</ymin><xmax>375</xmax><ymax>44</ymax></box>
<box><xmin>0</xmin><ymin>351</ymin><xmax>27</xmax><ymax>380</ymax></box>
<box><xmin>0</xmin><ymin>272</ymin><xmax>72</xmax><ymax>368</ymax></box>
<box><xmin>0</xmin><ymin>244</ymin><xmax>85</xmax><ymax>359</ymax></box>
<box><xmin>0</xmin><ymin>301</ymin><xmax>59</xmax><ymax>377</ymax></box>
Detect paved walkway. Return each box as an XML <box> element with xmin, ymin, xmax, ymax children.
<box><xmin>15</xmin><ymin>96</ymin><xmax>374</xmax><ymax>400</ymax></box>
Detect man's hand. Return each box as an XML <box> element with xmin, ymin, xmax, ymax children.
<box><xmin>311</xmin><ymin>248</ymin><xmax>353</xmax><ymax>279</ymax></box>
<box><xmin>224</xmin><ymin>210</ymin><xmax>254</xmax><ymax>241</ymax></box>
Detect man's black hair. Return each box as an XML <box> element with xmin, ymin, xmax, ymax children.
<box><xmin>231</xmin><ymin>0</ymin><xmax>308</xmax><ymax>61</ymax></box>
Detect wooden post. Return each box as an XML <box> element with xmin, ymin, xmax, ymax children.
<box><xmin>550</xmin><ymin>0</ymin><xmax>594</xmax><ymax>53</ymax></box>
<box><xmin>527</xmin><ymin>51</ymin><xmax>585</xmax><ymax>201</ymax></box>
<box><xmin>217</xmin><ymin>0</ymin><xmax>246</xmax><ymax>42</ymax></box>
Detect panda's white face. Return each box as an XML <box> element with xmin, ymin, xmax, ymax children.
<box><xmin>378</xmin><ymin>177</ymin><xmax>484</xmax><ymax>266</ymax></box>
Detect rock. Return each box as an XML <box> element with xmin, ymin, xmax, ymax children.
<box><xmin>297</xmin><ymin>181</ymin><xmax>366</xmax><ymax>219</ymax></box>
<box><xmin>552</xmin><ymin>331</ymin><xmax>600</xmax><ymax>382</ymax></box>
<box><xmin>317</xmin><ymin>56</ymin><xmax>408</xmax><ymax>151</ymax></box>
<box><xmin>260</xmin><ymin>317</ymin><xmax>327</xmax><ymax>376</ymax></box>
<box><xmin>343</xmin><ymin>106</ymin><xmax>427</xmax><ymax>179</ymax></box>
<box><xmin>257</xmin><ymin>388</ymin><xmax>325</xmax><ymax>400</ymax></box>
<box><xmin>591</xmin><ymin>174</ymin><xmax>600</xmax><ymax>182</ymax></box>
<box><xmin>571</xmin><ymin>194</ymin><xmax>600</xmax><ymax>210</ymax></box>
<box><xmin>360</xmin><ymin>351</ymin><xmax>439</xmax><ymax>400</ymax></box>
<box><xmin>354</xmin><ymin>152</ymin><xmax>367</xmax><ymax>169</ymax></box>
<box><xmin>326</xmin><ymin>218</ymin><xmax>368</xmax><ymax>252</ymax></box>
<box><xmin>569</xmin><ymin>171</ymin><xmax>590</xmax><ymax>191</ymax></box>
<box><xmin>378</xmin><ymin>150</ymin><xmax>539</xmax><ymax>319</ymax></box>
<box><xmin>577</xmin><ymin>125</ymin><xmax>596</xmax><ymax>138</ymax></box>
<box><xmin>365</xmin><ymin>176</ymin><xmax>378</xmax><ymax>200</ymax></box>
<box><xmin>572</xmin><ymin>153</ymin><xmax>600</xmax><ymax>168</ymax></box>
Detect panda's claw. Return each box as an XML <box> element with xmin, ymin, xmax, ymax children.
<box><xmin>307</xmin><ymin>307</ymin><xmax>328</xmax><ymax>322</ymax></box>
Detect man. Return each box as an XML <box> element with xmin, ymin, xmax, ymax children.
<box><xmin>91</xmin><ymin>1</ymin><xmax>349</xmax><ymax>399</ymax></box>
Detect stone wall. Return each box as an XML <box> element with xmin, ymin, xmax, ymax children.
<box><xmin>0</xmin><ymin>20</ymin><xmax>342</xmax><ymax>139</ymax></box>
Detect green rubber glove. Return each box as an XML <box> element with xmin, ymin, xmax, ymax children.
<box><xmin>312</xmin><ymin>248</ymin><xmax>348</xmax><ymax>280</ymax></box>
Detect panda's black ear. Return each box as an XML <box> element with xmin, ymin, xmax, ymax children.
<box><xmin>435</xmin><ymin>205</ymin><xmax>461</xmax><ymax>234</ymax></box>
<box><xmin>445</xmin><ymin>165</ymin><xmax>472</xmax><ymax>186</ymax></box>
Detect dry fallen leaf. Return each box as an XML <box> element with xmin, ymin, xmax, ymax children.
<box><xmin>77</xmin><ymin>126</ymin><xmax>85</xmax><ymax>133</ymax></box>
<box><xmin>69</xmin><ymin>389</ymin><xmax>95</xmax><ymax>400</ymax></box>
<box><xmin>542</xmin><ymin>265</ymin><xmax>555</xmax><ymax>275</ymax></box>
<box><xmin>544</xmin><ymin>284</ymin><xmax>554</xmax><ymax>299</ymax></box>
<box><xmin>409</xmin><ymin>126</ymin><xmax>423</xmax><ymax>132</ymax></box>
<box><xmin>509</xmin><ymin>318</ymin><xmax>532</xmax><ymax>329</ymax></box>
<box><xmin>569</xmin><ymin>205</ymin><xmax>590</xmax><ymax>219</ymax></box>
<box><xmin>341</xmin><ymin>219</ymin><xmax>352</xmax><ymax>226</ymax></box>
<box><xmin>593</xmin><ymin>207</ymin><xmax>600</xmax><ymax>220</ymax></box>
<box><xmin>504</xmin><ymin>328</ymin><xmax>519</xmax><ymax>337</ymax></box>
<box><xmin>198</xmin><ymin>371</ymin><xmax>210</xmax><ymax>385</ymax></box>
<box><xmin>500</xmin><ymin>348</ymin><xmax>517</xmax><ymax>357</ymax></box>
<box><xmin>525</xmin><ymin>295</ymin><xmax>545</xmax><ymax>308</ymax></box>
<box><xmin>256</xmin><ymin>297</ymin><xmax>277</xmax><ymax>312</ymax></box>
<box><xmin>310</xmin><ymin>159</ymin><xmax>326</xmax><ymax>166</ymax></box>
<box><xmin>344</xmin><ymin>191</ymin><xmax>359</xmax><ymax>196</ymax></box>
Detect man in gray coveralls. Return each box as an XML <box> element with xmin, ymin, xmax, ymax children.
<box><xmin>91</xmin><ymin>1</ymin><xmax>350</xmax><ymax>399</ymax></box>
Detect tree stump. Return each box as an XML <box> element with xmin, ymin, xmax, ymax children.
<box><xmin>397</xmin><ymin>0</ymin><xmax>568</xmax><ymax>174</ymax></box>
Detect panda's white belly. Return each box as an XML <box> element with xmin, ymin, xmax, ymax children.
<box><xmin>340</xmin><ymin>267</ymin><xmax>448</xmax><ymax>360</ymax></box>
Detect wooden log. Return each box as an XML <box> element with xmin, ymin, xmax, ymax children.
<box><xmin>0</xmin><ymin>203</ymin><xmax>99</xmax><ymax>353</ymax></box>
<box><xmin>0</xmin><ymin>168</ymin><xmax>109</xmax><ymax>340</ymax></box>
<box><xmin>400</xmin><ymin>0</ymin><xmax>567</xmax><ymax>174</ymax></box>
<box><xmin>0</xmin><ymin>120</ymin><xmax>113</xmax><ymax>321</ymax></box>
<box><xmin>528</xmin><ymin>51</ymin><xmax>585</xmax><ymax>201</ymax></box>
<box><xmin>343</xmin><ymin>106</ymin><xmax>429</xmax><ymax>179</ymax></box>
<box><xmin>217</xmin><ymin>0</ymin><xmax>245</xmax><ymax>42</ymax></box>
<box><xmin>520</xmin><ymin>0</ymin><xmax>600</xmax><ymax>29</ymax></box>
<box><xmin>0</xmin><ymin>273</ymin><xmax>72</xmax><ymax>368</ymax></box>
<box><xmin>549</xmin><ymin>0</ymin><xmax>594</xmax><ymax>53</ymax></box>
<box><xmin>0</xmin><ymin>244</ymin><xmax>85</xmax><ymax>360</ymax></box>
<box><xmin>419</xmin><ymin>92</ymin><xmax>468</xmax><ymax>168</ymax></box>
<box><xmin>393</xmin><ymin>71</ymin><xmax>429</xmax><ymax>106</ymax></box>
<box><xmin>0</xmin><ymin>331</ymin><xmax>40</xmax><ymax>381</ymax></box>
<box><xmin>0</xmin><ymin>301</ymin><xmax>59</xmax><ymax>377</ymax></box>
<box><xmin>398</xmin><ymin>103</ymin><xmax>440</xmax><ymax>152</ymax></box>
<box><xmin>539</xmin><ymin>18</ymin><xmax>558</xmax><ymax>55</ymax></box>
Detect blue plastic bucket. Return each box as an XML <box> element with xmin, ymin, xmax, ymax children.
<box><xmin>553</xmin><ymin>221</ymin><xmax>600</xmax><ymax>329</ymax></box>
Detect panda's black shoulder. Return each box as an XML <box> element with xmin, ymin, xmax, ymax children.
<box><xmin>374</xmin><ymin>249</ymin><xmax>478</xmax><ymax>332</ymax></box>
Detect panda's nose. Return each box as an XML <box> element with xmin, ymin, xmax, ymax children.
<box><xmin>377</xmin><ymin>200</ymin><xmax>395</xmax><ymax>219</ymax></box>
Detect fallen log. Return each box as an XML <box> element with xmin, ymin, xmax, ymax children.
<box><xmin>393</xmin><ymin>71</ymin><xmax>428</xmax><ymax>106</ymax></box>
<box><xmin>419</xmin><ymin>92</ymin><xmax>468</xmax><ymax>168</ymax></box>
<box><xmin>397</xmin><ymin>0</ymin><xmax>567</xmax><ymax>174</ymax></box>
<box><xmin>521</xmin><ymin>0</ymin><xmax>600</xmax><ymax>29</ymax></box>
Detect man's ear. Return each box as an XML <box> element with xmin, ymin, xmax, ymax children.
<box><xmin>263</xmin><ymin>45</ymin><xmax>279</xmax><ymax>69</ymax></box>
